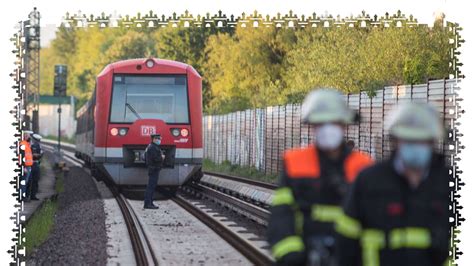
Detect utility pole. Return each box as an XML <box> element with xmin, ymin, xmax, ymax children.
<box><xmin>58</xmin><ymin>99</ymin><xmax>62</xmax><ymax>154</ymax></box>
<box><xmin>54</xmin><ymin>64</ymin><xmax>67</xmax><ymax>164</ymax></box>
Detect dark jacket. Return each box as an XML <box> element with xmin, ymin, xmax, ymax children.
<box><xmin>336</xmin><ymin>153</ymin><xmax>450</xmax><ymax>266</ymax></box>
<box><xmin>31</xmin><ymin>141</ymin><xmax>43</xmax><ymax>162</ymax></box>
<box><xmin>145</xmin><ymin>143</ymin><xmax>163</xmax><ymax>169</ymax></box>
<box><xmin>267</xmin><ymin>145</ymin><xmax>374</xmax><ymax>265</ymax></box>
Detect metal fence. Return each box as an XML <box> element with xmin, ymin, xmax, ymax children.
<box><xmin>203</xmin><ymin>79</ymin><xmax>460</xmax><ymax>175</ymax></box>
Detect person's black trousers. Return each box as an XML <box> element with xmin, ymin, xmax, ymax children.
<box><xmin>30</xmin><ymin>163</ymin><xmax>40</xmax><ymax>198</ymax></box>
<box><xmin>144</xmin><ymin>167</ymin><xmax>160</xmax><ymax>207</ymax></box>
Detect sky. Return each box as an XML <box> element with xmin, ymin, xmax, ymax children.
<box><xmin>28</xmin><ymin>0</ymin><xmax>449</xmax><ymax>25</ymax></box>
<box><xmin>30</xmin><ymin>0</ymin><xmax>450</xmax><ymax>47</ymax></box>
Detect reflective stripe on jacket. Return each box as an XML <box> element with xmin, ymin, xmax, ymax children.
<box><xmin>336</xmin><ymin>154</ymin><xmax>450</xmax><ymax>266</ymax></box>
<box><xmin>267</xmin><ymin>145</ymin><xmax>374</xmax><ymax>263</ymax></box>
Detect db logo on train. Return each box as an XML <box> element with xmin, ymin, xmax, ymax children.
<box><xmin>141</xmin><ymin>125</ymin><xmax>156</xmax><ymax>136</ymax></box>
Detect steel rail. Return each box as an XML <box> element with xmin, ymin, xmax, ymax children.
<box><xmin>43</xmin><ymin>140</ymin><xmax>273</xmax><ymax>264</ymax></box>
<box><xmin>112</xmin><ymin>189</ymin><xmax>157</xmax><ymax>266</ymax></box>
<box><xmin>203</xmin><ymin>171</ymin><xmax>278</xmax><ymax>190</ymax></box>
<box><xmin>172</xmin><ymin>194</ymin><xmax>274</xmax><ymax>266</ymax></box>
<box><xmin>184</xmin><ymin>183</ymin><xmax>270</xmax><ymax>225</ymax></box>
<box><xmin>42</xmin><ymin>141</ymin><xmax>158</xmax><ymax>266</ymax></box>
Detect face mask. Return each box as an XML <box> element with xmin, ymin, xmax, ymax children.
<box><xmin>398</xmin><ymin>143</ymin><xmax>432</xmax><ymax>169</ymax></box>
<box><xmin>154</xmin><ymin>140</ymin><xmax>161</xmax><ymax>145</ymax></box>
<box><xmin>314</xmin><ymin>124</ymin><xmax>344</xmax><ymax>150</ymax></box>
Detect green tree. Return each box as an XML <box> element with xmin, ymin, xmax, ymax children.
<box><xmin>205</xmin><ymin>27</ymin><xmax>296</xmax><ymax>113</ymax></box>
<box><xmin>102</xmin><ymin>30</ymin><xmax>155</xmax><ymax>61</ymax></box>
<box><xmin>284</xmin><ymin>25</ymin><xmax>451</xmax><ymax>99</ymax></box>
<box><xmin>284</xmin><ymin>27</ymin><xmax>368</xmax><ymax>100</ymax></box>
<box><xmin>51</xmin><ymin>26</ymin><xmax>78</xmax><ymax>60</ymax></box>
<box><xmin>153</xmin><ymin>26</ymin><xmax>230</xmax><ymax>110</ymax></box>
<box><xmin>39</xmin><ymin>46</ymin><xmax>62</xmax><ymax>95</ymax></box>
<box><xmin>40</xmin><ymin>15</ymin><xmax>451</xmax><ymax>114</ymax></box>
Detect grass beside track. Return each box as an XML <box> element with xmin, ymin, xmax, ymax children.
<box><xmin>24</xmin><ymin>199</ymin><xmax>58</xmax><ymax>254</ymax></box>
<box><xmin>23</xmin><ymin>157</ymin><xmax>64</xmax><ymax>255</ymax></box>
<box><xmin>203</xmin><ymin>158</ymin><xmax>278</xmax><ymax>184</ymax></box>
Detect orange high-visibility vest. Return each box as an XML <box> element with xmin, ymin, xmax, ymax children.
<box><xmin>283</xmin><ymin>146</ymin><xmax>374</xmax><ymax>182</ymax></box>
<box><xmin>19</xmin><ymin>140</ymin><xmax>33</xmax><ymax>167</ymax></box>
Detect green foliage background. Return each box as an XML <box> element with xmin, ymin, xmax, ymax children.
<box><xmin>40</xmin><ymin>18</ymin><xmax>450</xmax><ymax>114</ymax></box>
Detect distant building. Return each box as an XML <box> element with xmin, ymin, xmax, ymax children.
<box><xmin>36</xmin><ymin>95</ymin><xmax>76</xmax><ymax>139</ymax></box>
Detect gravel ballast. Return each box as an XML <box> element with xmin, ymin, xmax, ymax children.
<box><xmin>128</xmin><ymin>199</ymin><xmax>251</xmax><ymax>265</ymax></box>
<box><xmin>180</xmin><ymin>191</ymin><xmax>270</xmax><ymax>252</ymax></box>
<box><xmin>28</xmin><ymin>166</ymin><xmax>108</xmax><ymax>265</ymax></box>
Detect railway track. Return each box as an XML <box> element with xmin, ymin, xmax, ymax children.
<box><xmin>177</xmin><ymin>174</ymin><xmax>275</xmax><ymax>264</ymax></box>
<box><xmin>182</xmin><ymin>182</ymin><xmax>270</xmax><ymax>225</ymax></box>
<box><xmin>112</xmin><ymin>188</ymin><xmax>158</xmax><ymax>265</ymax></box>
<box><xmin>203</xmin><ymin>170</ymin><xmax>278</xmax><ymax>190</ymax></box>
<box><xmin>42</xmin><ymin>141</ymin><xmax>158</xmax><ymax>266</ymax></box>
<box><xmin>42</xmin><ymin>140</ymin><xmax>275</xmax><ymax>265</ymax></box>
<box><xmin>172</xmin><ymin>194</ymin><xmax>273</xmax><ymax>265</ymax></box>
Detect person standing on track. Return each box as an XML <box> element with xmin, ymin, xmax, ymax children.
<box><xmin>144</xmin><ymin>133</ymin><xmax>165</xmax><ymax>209</ymax></box>
<box><xmin>29</xmin><ymin>133</ymin><xmax>43</xmax><ymax>201</ymax></box>
<box><xmin>267</xmin><ymin>89</ymin><xmax>374</xmax><ymax>265</ymax></box>
<box><xmin>336</xmin><ymin>102</ymin><xmax>450</xmax><ymax>266</ymax></box>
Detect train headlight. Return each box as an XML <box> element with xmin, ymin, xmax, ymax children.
<box><xmin>180</xmin><ymin>128</ymin><xmax>189</xmax><ymax>137</ymax></box>
<box><xmin>145</xmin><ymin>59</ymin><xmax>155</xmax><ymax>68</ymax></box>
<box><xmin>171</xmin><ymin>128</ymin><xmax>180</xmax><ymax>137</ymax></box>
<box><xmin>110</xmin><ymin>128</ymin><xmax>118</xmax><ymax>136</ymax></box>
<box><xmin>119</xmin><ymin>128</ymin><xmax>129</xmax><ymax>136</ymax></box>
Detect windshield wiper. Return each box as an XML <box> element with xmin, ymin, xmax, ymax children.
<box><xmin>125</xmin><ymin>103</ymin><xmax>142</xmax><ymax>119</ymax></box>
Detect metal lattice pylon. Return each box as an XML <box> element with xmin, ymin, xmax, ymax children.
<box><xmin>24</xmin><ymin>8</ymin><xmax>41</xmax><ymax>132</ymax></box>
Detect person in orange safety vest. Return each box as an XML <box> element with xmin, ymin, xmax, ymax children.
<box><xmin>19</xmin><ymin>130</ymin><xmax>34</xmax><ymax>201</ymax></box>
<box><xmin>267</xmin><ymin>89</ymin><xmax>374</xmax><ymax>265</ymax></box>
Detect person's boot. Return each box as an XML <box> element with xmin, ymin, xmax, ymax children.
<box><xmin>144</xmin><ymin>203</ymin><xmax>159</xmax><ymax>209</ymax></box>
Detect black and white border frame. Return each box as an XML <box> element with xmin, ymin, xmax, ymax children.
<box><xmin>9</xmin><ymin>9</ymin><xmax>463</xmax><ymax>264</ymax></box>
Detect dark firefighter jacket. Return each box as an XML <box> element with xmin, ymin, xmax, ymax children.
<box><xmin>336</xmin><ymin>153</ymin><xmax>450</xmax><ymax>266</ymax></box>
<box><xmin>267</xmin><ymin>144</ymin><xmax>374</xmax><ymax>264</ymax></box>
<box><xmin>145</xmin><ymin>143</ymin><xmax>164</xmax><ymax>169</ymax></box>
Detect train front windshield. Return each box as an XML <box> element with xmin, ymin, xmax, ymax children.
<box><xmin>110</xmin><ymin>75</ymin><xmax>189</xmax><ymax>124</ymax></box>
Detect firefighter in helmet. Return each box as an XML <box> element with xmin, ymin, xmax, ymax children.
<box><xmin>336</xmin><ymin>102</ymin><xmax>450</xmax><ymax>266</ymax></box>
<box><xmin>267</xmin><ymin>89</ymin><xmax>374</xmax><ymax>265</ymax></box>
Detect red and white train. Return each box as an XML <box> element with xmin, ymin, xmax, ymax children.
<box><xmin>75</xmin><ymin>58</ymin><xmax>203</xmax><ymax>191</ymax></box>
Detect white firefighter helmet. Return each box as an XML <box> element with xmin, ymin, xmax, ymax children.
<box><xmin>32</xmin><ymin>133</ymin><xmax>43</xmax><ymax>141</ymax></box>
<box><xmin>301</xmin><ymin>89</ymin><xmax>355</xmax><ymax>124</ymax></box>
<box><xmin>387</xmin><ymin>102</ymin><xmax>444</xmax><ymax>141</ymax></box>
